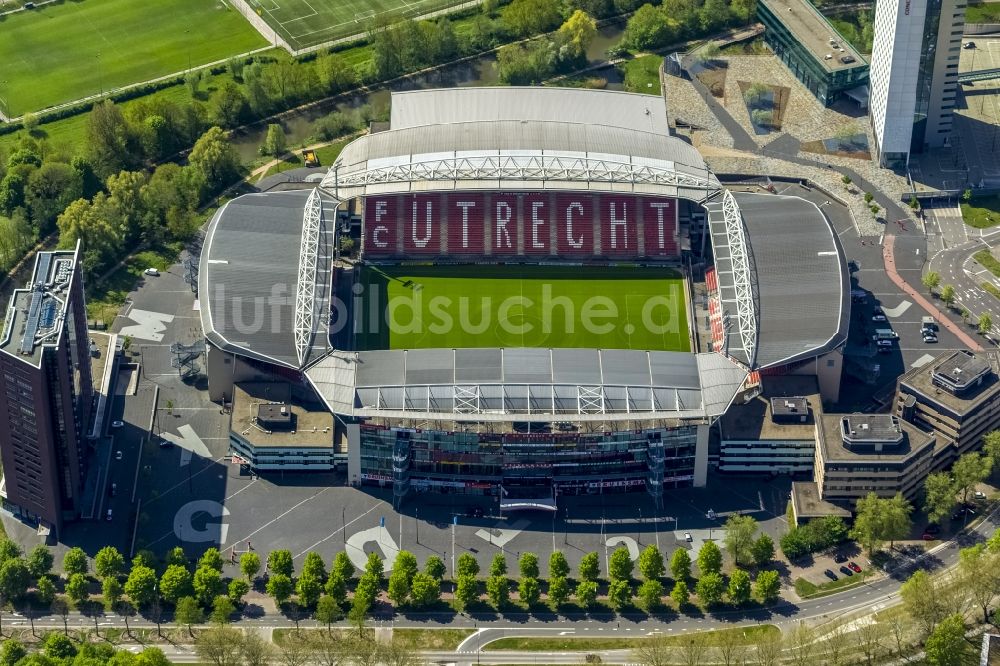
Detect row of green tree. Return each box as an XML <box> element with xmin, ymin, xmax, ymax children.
<box><xmin>0</xmin><ymin>634</ymin><xmax>169</xmax><ymax>666</ymax></box>
<box><xmin>0</xmin><ymin>119</ymin><xmax>241</xmax><ymax>278</ymax></box>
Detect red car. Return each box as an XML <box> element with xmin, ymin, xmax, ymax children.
<box><xmin>848</xmin><ymin>561</ymin><xmax>862</xmax><ymax>573</ymax></box>
<box><xmin>922</xmin><ymin>533</ymin><xmax>935</xmax><ymax>541</ymax></box>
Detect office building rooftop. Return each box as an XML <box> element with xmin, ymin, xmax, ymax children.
<box><xmin>818</xmin><ymin>413</ymin><xmax>933</xmax><ymax>462</ymax></box>
<box><xmin>0</xmin><ymin>250</ymin><xmax>79</xmax><ymax>367</ymax></box>
<box><xmin>232</xmin><ymin>383</ymin><xmax>334</xmax><ymax>449</ymax></box>
<box><xmin>759</xmin><ymin>0</ymin><xmax>867</xmax><ymax>72</ymax></box>
<box><xmin>900</xmin><ymin>351</ymin><xmax>1000</xmax><ymax>412</ymax></box>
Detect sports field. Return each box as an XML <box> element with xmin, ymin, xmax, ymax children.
<box><xmin>0</xmin><ymin>0</ymin><xmax>267</xmax><ymax>116</ymax></box>
<box><xmin>355</xmin><ymin>265</ymin><xmax>691</xmax><ymax>352</ymax></box>
<box><xmin>248</xmin><ymin>0</ymin><xmax>469</xmax><ymax>50</ymax></box>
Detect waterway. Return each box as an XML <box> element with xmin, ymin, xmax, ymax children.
<box><xmin>229</xmin><ymin>20</ymin><xmax>630</xmax><ymax>162</ymax></box>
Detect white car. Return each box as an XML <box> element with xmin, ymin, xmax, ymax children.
<box><xmin>143</xmin><ymin>268</ymin><xmax>159</xmax><ymax>276</ymax></box>
<box><xmin>106</xmin><ymin>509</ymin><xmax>113</xmax><ymax>521</ymax></box>
<box><xmin>111</xmin><ymin>420</ymin><xmax>124</xmax><ymax>429</ymax></box>
<box><xmin>115</xmin><ymin>450</ymin><xmax>123</xmax><ymax>461</ymax></box>
<box><xmin>684</xmin><ymin>532</ymin><xmax>693</xmax><ymax>542</ymax></box>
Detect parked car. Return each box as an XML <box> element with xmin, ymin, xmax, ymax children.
<box><xmin>110</xmin><ymin>420</ymin><xmax>124</xmax><ymax>429</ymax></box>
<box><xmin>115</xmin><ymin>450</ymin><xmax>123</xmax><ymax>460</ymax></box>
<box><xmin>964</xmin><ymin>41</ymin><xmax>976</xmax><ymax>49</ymax></box>
<box><xmin>685</xmin><ymin>532</ymin><xmax>693</xmax><ymax>542</ymax></box>
<box><xmin>975</xmin><ymin>491</ymin><xmax>987</xmax><ymax>500</ymax></box>
<box><xmin>109</xmin><ymin>483</ymin><xmax>117</xmax><ymax>497</ymax></box>
<box><xmin>824</xmin><ymin>569</ymin><xmax>838</xmax><ymax>580</ymax></box>
<box><xmin>922</xmin><ymin>533</ymin><xmax>935</xmax><ymax>541</ymax></box>
<box><xmin>834</xmin><ymin>553</ymin><xmax>848</xmax><ymax>563</ymax></box>
<box><xmin>872</xmin><ymin>311</ymin><xmax>888</xmax><ymax>322</ymax></box>
<box><xmin>106</xmin><ymin>509</ymin><xmax>113</xmax><ymax>521</ymax></box>
<box><xmin>924</xmin><ymin>523</ymin><xmax>941</xmax><ymax>535</ymax></box>
<box><xmin>848</xmin><ymin>561</ymin><xmax>862</xmax><ymax>573</ymax></box>
<box><xmin>923</xmin><ymin>333</ymin><xmax>938</xmax><ymax>343</ymax></box>
<box><xmin>840</xmin><ymin>565</ymin><xmax>854</xmax><ymax>576</ymax></box>
<box><xmin>143</xmin><ymin>268</ymin><xmax>159</xmax><ymax>276</ymax></box>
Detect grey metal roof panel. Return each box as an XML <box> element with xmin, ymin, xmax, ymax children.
<box><xmin>504</xmin><ymin>348</ymin><xmax>553</xmax><ymax>383</ymax></box>
<box><xmin>334</xmin><ymin>121</ymin><xmax>708</xmax><ymax>176</ymax></box>
<box><xmin>551</xmin><ymin>348</ymin><xmax>601</xmax><ymax>384</ymax></box>
<box><xmin>649</xmin><ymin>352</ymin><xmax>701</xmax><ymax>389</ymax></box>
<box><xmin>455</xmin><ymin>348</ymin><xmax>503</xmax><ymax>382</ymax></box>
<box><xmin>404</xmin><ymin>349</ymin><xmax>454</xmax><ymax>385</ymax></box>
<box><xmin>391</xmin><ymin>88</ymin><xmax>672</xmax><ymax>136</ymax></box>
<box><xmin>200</xmin><ymin>191</ymin><xmax>334</xmax><ymax>369</ymax></box>
<box><xmin>733</xmin><ymin>193</ymin><xmax>849</xmax><ymax>368</ymax></box>
<box><xmin>601</xmin><ymin>350</ymin><xmax>651</xmax><ymax>386</ymax></box>
<box><xmin>356</xmin><ymin>350</ymin><xmax>405</xmax><ymax>387</ymax></box>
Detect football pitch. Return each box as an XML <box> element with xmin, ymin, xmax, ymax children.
<box><xmin>0</xmin><ymin>0</ymin><xmax>266</xmax><ymax>116</ymax></box>
<box><xmin>355</xmin><ymin>265</ymin><xmax>691</xmax><ymax>352</ymax></box>
<box><xmin>247</xmin><ymin>0</ymin><xmax>470</xmax><ymax>50</ymax></box>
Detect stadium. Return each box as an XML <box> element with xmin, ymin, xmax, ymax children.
<box><xmin>199</xmin><ymin>87</ymin><xmax>849</xmax><ymax>510</ymax></box>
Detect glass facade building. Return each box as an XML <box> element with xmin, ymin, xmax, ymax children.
<box><xmin>358</xmin><ymin>424</ymin><xmax>699</xmax><ymax>504</ymax></box>
<box><xmin>758</xmin><ymin>0</ymin><xmax>870</xmax><ymax>106</ymax></box>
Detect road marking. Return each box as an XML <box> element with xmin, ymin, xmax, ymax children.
<box><xmin>118</xmin><ymin>309</ymin><xmax>175</xmax><ymax>342</ymax></box>
<box><xmin>881</xmin><ymin>300</ymin><xmax>913</xmax><ymax>318</ymax></box>
<box><xmin>345</xmin><ymin>526</ymin><xmax>399</xmax><ymax>573</ymax></box>
<box><xmin>475</xmin><ymin>519</ymin><xmax>530</xmax><ymax>549</ymax></box>
<box><xmin>161</xmin><ymin>424</ymin><xmax>211</xmax><ymax>466</ymax></box>
<box><xmin>606</xmin><ymin>536</ymin><xmax>640</xmax><ymax>561</ymax></box>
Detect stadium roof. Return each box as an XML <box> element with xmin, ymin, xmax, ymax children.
<box><xmin>390</xmin><ymin>88</ymin><xmax>672</xmax><ymax>135</ymax></box>
<box><xmin>704</xmin><ymin>191</ymin><xmax>849</xmax><ymax>368</ymax></box>
<box><xmin>199</xmin><ymin>190</ymin><xmax>336</xmax><ymax>369</ymax></box>
<box><xmin>305</xmin><ymin>348</ymin><xmax>747</xmax><ymax>422</ymax></box>
<box><xmin>322</xmin><ymin>88</ymin><xmax>719</xmax><ymax>202</ymax></box>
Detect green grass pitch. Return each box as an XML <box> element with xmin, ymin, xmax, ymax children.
<box><xmin>249</xmin><ymin>0</ymin><xmax>470</xmax><ymax>50</ymax></box>
<box><xmin>356</xmin><ymin>265</ymin><xmax>691</xmax><ymax>352</ymax></box>
<box><xmin>0</xmin><ymin>0</ymin><xmax>267</xmax><ymax>116</ymax></box>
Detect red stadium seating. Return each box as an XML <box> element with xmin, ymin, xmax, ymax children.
<box><xmin>361</xmin><ymin>193</ymin><xmax>679</xmax><ymax>260</ymax></box>
<box><xmin>364</xmin><ymin>197</ymin><xmax>397</xmax><ymax>256</ymax></box>
<box><xmin>448</xmin><ymin>195</ymin><xmax>486</xmax><ymax>254</ymax></box>
<box><xmin>642</xmin><ymin>198</ymin><xmax>679</xmax><ymax>258</ymax></box>
<box><xmin>600</xmin><ymin>196</ymin><xmax>637</xmax><ymax>257</ymax></box>
<box><xmin>555</xmin><ymin>194</ymin><xmax>594</xmax><ymax>256</ymax></box>
<box><xmin>403</xmin><ymin>195</ymin><xmax>442</xmax><ymax>255</ymax></box>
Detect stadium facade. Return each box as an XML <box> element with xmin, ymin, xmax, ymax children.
<box><xmin>199</xmin><ymin>87</ymin><xmax>849</xmax><ymax>509</ymax></box>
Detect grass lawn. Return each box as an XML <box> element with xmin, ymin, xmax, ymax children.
<box><xmin>961</xmin><ymin>196</ymin><xmax>1000</xmax><ymax>229</ymax></box>
<box><xmin>975</xmin><ymin>250</ymin><xmax>1000</xmax><ymax>278</ymax></box>
<box><xmin>356</xmin><ymin>265</ymin><xmax>689</xmax><ymax>351</ymax></box>
<box><xmin>0</xmin><ymin>69</ymin><xmax>243</xmax><ymax>156</ymax></box>
<box><xmin>621</xmin><ymin>55</ymin><xmax>662</xmax><ymax>95</ymax></box>
<box><xmin>657</xmin><ymin>624</ymin><xmax>779</xmax><ymax>646</ymax></box>
<box><xmin>967</xmin><ymin>2</ymin><xmax>1000</xmax><ymax>22</ymax></box>
<box><xmin>984</xmin><ymin>282</ymin><xmax>1000</xmax><ymax>300</ymax></box>
<box><xmin>0</xmin><ymin>0</ymin><xmax>266</xmax><ymax>116</ymax></box>
<box><xmin>392</xmin><ymin>629</ymin><xmax>475</xmax><ymax>650</ymax></box>
<box><xmin>252</xmin><ymin>0</ymin><xmax>470</xmax><ymax>50</ymax></box>
<box><xmin>485</xmin><ymin>636</ymin><xmax>645</xmax><ymax>651</ymax></box>
<box><xmin>794</xmin><ymin>573</ymin><xmax>868</xmax><ymax>599</ymax></box>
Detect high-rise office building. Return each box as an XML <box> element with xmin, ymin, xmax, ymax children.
<box><xmin>869</xmin><ymin>0</ymin><xmax>966</xmax><ymax>168</ymax></box>
<box><xmin>0</xmin><ymin>243</ymin><xmax>92</xmax><ymax>535</ymax></box>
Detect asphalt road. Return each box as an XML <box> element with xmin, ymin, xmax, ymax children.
<box><xmin>928</xmin><ymin>225</ymin><xmax>1000</xmax><ymax>339</ymax></box>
